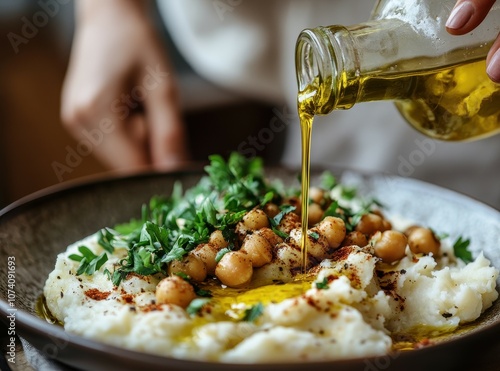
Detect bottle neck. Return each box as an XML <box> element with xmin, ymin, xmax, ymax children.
<box><xmin>296</xmin><ymin>26</ymin><xmax>361</xmax><ymax>115</ymax></box>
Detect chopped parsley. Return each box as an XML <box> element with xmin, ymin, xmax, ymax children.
<box><xmin>308</xmin><ymin>231</ymin><xmax>320</xmax><ymax>240</ymax></box>
<box><xmin>194</xmin><ymin>287</ymin><xmax>212</xmax><ymax>298</ymax></box>
<box><xmin>69</xmin><ymin>246</ymin><xmax>108</xmax><ymax>275</ymax></box>
<box><xmin>173</xmin><ymin>272</ymin><xmax>212</xmax><ymax>297</ymax></box>
<box><xmin>242</xmin><ymin>302</ymin><xmax>264</xmax><ymax>322</ymax></box>
<box><xmin>340</xmin><ymin>186</ymin><xmax>357</xmax><ymax>200</ymax></box>
<box><xmin>320</xmin><ymin>171</ymin><xmax>338</xmax><ymax>190</ymax></box>
<box><xmin>323</xmin><ymin>198</ymin><xmax>384</xmax><ymax>232</ymax></box>
<box><xmin>431</xmin><ymin>229</ymin><xmax>450</xmax><ymax>241</ymax></box>
<box><xmin>215</xmin><ymin>247</ymin><xmax>232</xmax><ymax>263</ymax></box>
<box><xmin>269</xmin><ymin>204</ymin><xmax>296</xmax><ymax>239</ymax></box>
<box><xmin>174</xmin><ymin>272</ymin><xmax>190</xmax><ymax>281</ymax></box>
<box><xmin>315</xmin><ymin>277</ymin><xmax>329</xmax><ymax>290</ymax></box>
<box><xmin>186</xmin><ymin>298</ymin><xmax>210</xmax><ymax>316</ymax></box>
<box><xmin>453</xmin><ymin>236</ymin><xmax>473</xmax><ymax>263</ymax></box>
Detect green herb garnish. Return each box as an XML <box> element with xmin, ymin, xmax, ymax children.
<box><xmin>215</xmin><ymin>247</ymin><xmax>232</xmax><ymax>263</ymax></box>
<box><xmin>323</xmin><ymin>198</ymin><xmax>384</xmax><ymax>232</ymax></box>
<box><xmin>186</xmin><ymin>298</ymin><xmax>210</xmax><ymax>315</ymax></box>
<box><xmin>242</xmin><ymin>302</ymin><xmax>264</xmax><ymax>322</ymax></box>
<box><xmin>320</xmin><ymin>171</ymin><xmax>338</xmax><ymax>190</ymax></box>
<box><xmin>268</xmin><ymin>204</ymin><xmax>296</xmax><ymax>239</ymax></box>
<box><xmin>315</xmin><ymin>277</ymin><xmax>329</xmax><ymax>290</ymax></box>
<box><xmin>340</xmin><ymin>186</ymin><xmax>357</xmax><ymax>200</ymax></box>
<box><xmin>309</xmin><ymin>231</ymin><xmax>320</xmax><ymax>240</ymax></box>
<box><xmin>69</xmin><ymin>246</ymin><xmax>108</xmax><ymax>275</ymax></box>
<box><xmin>453</xmin><ymin>236</ymin><xmax>473</xmax><ymax>263</ymax></box>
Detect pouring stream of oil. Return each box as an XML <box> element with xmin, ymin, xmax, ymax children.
<box><xmin>298</xmin><ymin>84</ymin><xmax>318</xmax><ymax>272</ymax></box>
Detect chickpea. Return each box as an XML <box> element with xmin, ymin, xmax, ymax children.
<box><xmin>215</xmin><ymin>251</ymin><xmax>253</xmax><ymax>287</ymax></box>
<box><xmin>263</xmin><ymin>203</ymin><xmax>280</xmax><ymax>218</ymax></box>
<box><xmin>192</xmin><ymin>243</ymin><xmax>219</xmax><ymax>275</ymax></box>
<box><xmin>370</xmin><ymin>210</ymin><xmax>391</xmax><ymax>231</ymax></box>
<box><xmin>275</xmin><ymin>242</ymin><xmax>303</xmax><ymax>269</ymax></box>
<box><xmin>355</xmin><ymin>213</ymin><xmax>385</xmax><ymax>236</ymax></box>
<box><xmin>372</xmin><ymin>230</ymin><xmax>408</xmax><ymax>263</ymax></box>
<box><xmin>235</xmin><ymin>221</ymin><xmax>249</xmax><ymax>242</ymax></box>
<box><xmin>155</xmin><ymin>276</ymin><xmax>196</xmax><ymax>308</ymax></box>
<box><xmin>404</xmin><ymin>225</ymin><xmax>420</xmax><ymax>237</ymax></box>
<box><xmin>208</xmin><ymin>230</ymin><xmax>229</xmax><ymax>249</ymax></box>
<box><xmin>307</xmin><ymin>202</ymin><xmax>324</xmax><ymax>226</ymax></box>
<box><xmin>341</xmin><ymin>231</ymin><xmax>368</xmax><ymax>247</ymax></box>
<box><xmin>317</xmin><ymin>216</ymin><xmax>346</xmax><ymax>249</ymax></box>
<box><xmin>309</xmin><ymin>187</ymin><xmax>324</xmax><ymax>205</ymax></box>
<box><xmin>303</xmin><ymin>227</ymin><xmax>331</xmax><ymax>260</ymax></box>
<box><xmin>382</xmin><ymin>219</ymin><xmax>392</xmax><ymax>231</ymax></box>
<box><xmin>168</xmin><ymin>253</ymin><xmax>207</xmax><ymax>282</ymax></box>
<box><xmin>255</xmin><ymin>227</ymin><xmax>283</xmax><ymax>248</ymax></box>
<box><xmin>243</xmin><ymin>208</ymin><xmax>269</xmax><ymax>230</ymax></box>
<box><xmin>277</xmin><ymin>212</ymin><xmax>301</xmax><ymax>234</ymax></box>
<box><xmin>241</xmin><ymin>233</ymin><xmax>273</xmax><ymax>267</ymax></box>
<box><xmin>407</xmin><ymin>227</ymin><xmax>440</xmax><ymax>256</ymax></box>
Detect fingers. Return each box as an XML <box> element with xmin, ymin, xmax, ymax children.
<box><xmin>446</xmin><ymin>0</ymin><xmax>500</xmax><ymax>83</ymax></box>
<box><xmin>446</xmin><ymin>0</ymin><xmax>496</xmax><ymax>35</ymax></box>
<box><xmin>61</xmin><ymin>94</ymin><xmax>151</xmax><ymax>170</ymax></box>
<box><xmin>144</xmin><ymin>72</ymin><xmax>190</xmax><ymax>170</ymax></box>
<box><xmin>61</xmin><ymin>68</ymin><xmax>150</xmax><ymax>170</ymax></box>
<box><xmin>486</xmin><ymin>35</ymin><xmax>500</xmax><ymax>82</ymax></box>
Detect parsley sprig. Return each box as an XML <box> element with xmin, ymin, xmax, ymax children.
<box><xmin>69</xmin><ymin>246</ymin><xmax>108</xmax><ymax>275</ymax></box>
<box><xmin>242</xmin><ymin>302</ymin><xmax>264</xmax><ymax>322</ymax></box>
<box><xmin>315</xmin><ymin>277</ymin><xmax>329</xmax><ymax>290</ymax></box>
<box><xmin>269</xmin><ymin>204</ymin><xmax>296</xmax><ymax>239</ymax></box>
<box><xmin>453</xmin><ymin>236</ymin><xmax>473</xmax><ymax>263</ymax></box>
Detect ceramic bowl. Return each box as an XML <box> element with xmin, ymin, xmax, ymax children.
<box><xmin>0</xmin><ymin>168</ymin><xmax>499</xmax><ymax>371</ymax></box>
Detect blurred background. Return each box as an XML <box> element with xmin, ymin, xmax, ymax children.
<box><xmin>0</xmin><ymin>0</ymin><xmax>284</xmax><ymax>209</ymax></box>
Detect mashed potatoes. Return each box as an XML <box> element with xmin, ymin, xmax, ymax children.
<box><xmin>42</xmin><ymin>154</ymin><xmax>498</xmax><ymax>363</ymax></box>
<box><xmin>44</xmin><ymin>232</ymin><xmax>498</xmax><ymax>362</ymax></box>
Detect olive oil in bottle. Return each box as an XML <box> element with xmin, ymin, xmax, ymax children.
<box><xmin>394</xmin><ymin>58</ymin><xmax>500</xmax><ymax>140</ymax></box>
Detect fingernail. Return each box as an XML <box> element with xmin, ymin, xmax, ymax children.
<box><xmin>486</xmin><ymin>49</ymin><xmax>500</xmax><ymax>83</ymax></box>
<box><xmin>446</xmin><ymin>2</ymin><xmax>475</xmax><ymax>30</ymax></box>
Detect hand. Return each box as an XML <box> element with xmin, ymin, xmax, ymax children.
<box><xmin>445</xmin><ymin>0</ymin><xmax>500</xmax><ymax>82</ymax></box>
<box><xmin>61</xmin><ymin>0</ymin><xmax>189</xmax><ymax>171</ymax></box>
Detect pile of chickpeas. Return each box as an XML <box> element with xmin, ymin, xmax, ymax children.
<box><xmin>155</xmin><ymin>186</ymin><xmax>441</xmax><ymax>308</ymax></box>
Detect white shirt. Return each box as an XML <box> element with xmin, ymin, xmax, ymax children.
<box><xmin>158</xmin><ymin>0</ymin><xmax>500</xmax><ymax>208</ymax></box>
